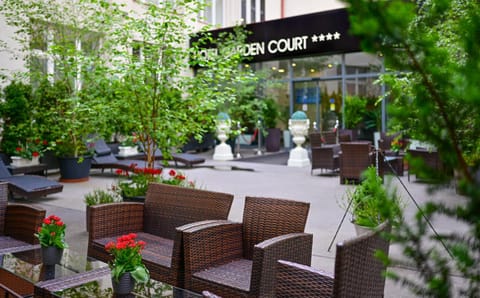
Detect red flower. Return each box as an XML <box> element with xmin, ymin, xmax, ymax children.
<box><xmin>169</xmin><ymin>169</ymin><xmax>176</xmax><ymax>177</ymax></box>
<box><xmin>176</xmin><ymin>175</ymin><xmax>185</xmax><ymax>181</ymax></box>
<box><xmin>43</xmin><ymin>218</ymin><xmax>51</xmax><ymax>225</ymax></box>
<box><xmin>56</xmin><ymin>221</ymin><xmax>64</xmax><ymax>226</ymax></box>
<box><xmin>32</xmin><ymin>151</ymin><xmax>40</xmax><ymax>157</ymax></box>
<box><xmin>16</xmin><ymin>147</ymin><xmax>22</xmax><ymax>152</ymax></box>
<box><xmin>43</xmin><ymin>140</ymin><xmax>48</xmax><ymax>145</ymax></box>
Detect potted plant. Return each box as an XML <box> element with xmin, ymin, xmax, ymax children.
<box><xmin>115</xmin><ymin>167</ymin><xmax>196</xmax><ymax>202</ymax></box>
<box><xmin>105</xmin><ymin>233</ymin><xmax>150</xmax><ymax>295</ymax></box>
<box><xmin>9</xmin><ymin>139</ymin><xmax>48</xmax><ymax>166</ymax></box>
<box><xmin>84</xmin><ymin>189</ymin><xmax>122</xmax><ymax>232</ymax></box>
<box><xmin>118</xmin><ymin>133</ymin><xmax>140</xmax><ymax>157</ymax></box>
<box><xmin>34</xmin><ymin>214</ymin><xmax>68</xmax><ymax>265</ymax></box>
<box><xmin>342</xmin><ymin>166</ymin><xmax>403</xmax><ymax>235</ymax></box>
<box><xmin>262</xmin><ymin>98</ymin><xmax>282</xmax><ymax>152</ymax></box>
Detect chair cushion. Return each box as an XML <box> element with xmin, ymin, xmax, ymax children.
<box><xmin>93</xmin><ymin>232</ymin><xmax>174</xmax><ymax>268</ymax></box>
<box><xmin>0</xmin><ymin>236</ymin><xmax>34</xmax><ymax>254</ymax></box>
<box><xmin>193</xmin><ymin>258</ymin><xmax>253</xmax><ymax>292</ymax></box>
<box><xmin>94</xmin><ymin>139</ymin><xmax>113</xmax><ymax>156</ymax></box>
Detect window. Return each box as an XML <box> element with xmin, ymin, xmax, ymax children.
<box><xmin>30</xmin><ymin>21</ymin><xmax>102</xmax><ymax>90</ymax></box>
<box><xmin>199</xmin><ymin>0</ymin><xmax>223</xmax><ymax>26</ymax></box>
<box><xmin>241</xmin><ymin>0</ymin><xmax>265</xmax><ymax>23</ymax></box>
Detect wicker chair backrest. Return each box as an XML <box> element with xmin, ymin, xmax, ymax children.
<box><xmin>242</xmin><ymin>196</ymin><xmax>310</xmax><ymax>260</ymax></box>
<box><xmin>333</xmin><ymin>221</ymin><xmax>390</xmax><ymax>297</ymax></box>
<box><xmin>309</xmin><ymin>132</ymin><xmax>323</xmax><ymax>148</ymax></box>
<box><xmin>143</xmin><ymin>183</ymin><xmax>233</xmax><ymax>239</ymax></box>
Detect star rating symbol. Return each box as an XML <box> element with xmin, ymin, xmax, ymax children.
<box><xmin>311</xmin><ymin>32</ymin><xmax>341</xmax><ymax>43</ymax></box>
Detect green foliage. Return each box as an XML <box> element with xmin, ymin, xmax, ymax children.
<box><xmin>83</xmin><ymin>188</ymin><xmax>122</xmax><ymax>207</ymax></box>
<box><xmin>342</xmin><ymin>0</ymin><xmax>480</xmax><ymax>296</ymax></box>
<box><xmin>343</xmin><ymin>95</ymin><xmax>366</xmax><ymax>129</ymax></box>
<box><xmin>343</xmin><ymin>166</ymin><xmax>403</xmax><ymax>228</ymax></box>
<box><xmin>262</xmin><ymin>98</ymin><xmax>281</xmax><ymax>129</ymax></box>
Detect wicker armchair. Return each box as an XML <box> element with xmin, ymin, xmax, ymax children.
<box><xmin>87</xmin><ymin>183</ymin><xmax>233</xmax><ymax>288</ymax></box>
<box><xmin>0</xmin><ymin>182</ymin><xmax>46</xmax><ymax>254</ymax></box>
<box><xmin>309</xmin><ymin>132</ymin><xmax>324</xmax><ymax>148</ymax></box>
<box><xmin>339</xmin><ymin>142</ymin><xmax>375</xmax><ymax>184</ymax></box>
<box><xmin>276</xmin><ymin>221</ymin><xmax>391</xmax><ymax>298</ymax></box>
<box><xmin>310</xmin><ymin>145</ymin><xmax>340</xmax><ymax>175</ymax></box>
<box><xmin>183</xmin><ymin>196</ymin><xmax>312</xmax><ymax>298</ymax></box>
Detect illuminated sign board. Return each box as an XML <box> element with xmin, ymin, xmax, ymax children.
<box><xmin>194</xmin><ymin>8</ymin><xmax>361</xmax><ymax>63</ymax></box>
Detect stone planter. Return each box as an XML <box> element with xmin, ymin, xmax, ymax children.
<box><xmin>118</xmin><ymin>146</ymin><xmax>139</xmax><ymax>157</ymax></box>
<box><xmin>10</xmin><ymin>156</ymin><xmax>40</xmax><ymax>167</ymax></box>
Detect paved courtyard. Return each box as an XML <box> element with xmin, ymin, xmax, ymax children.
<box><xmin>15</xmin><ymin>148</ymin><xmax>469</xmax><ymax>297</ymax></box>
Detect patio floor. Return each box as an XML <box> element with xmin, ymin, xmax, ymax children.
<box><xmin>14</xmin><ymin>147</ymin><xmax>469</xmax><ymax>297</ymax></box>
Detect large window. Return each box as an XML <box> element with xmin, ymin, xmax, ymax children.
<box><xmin>199</xmin><ymin>0</ymin><xmax>224</xmax><ymax>26</ymax></box>
<box><xmin>241</xmin><ymin>0</ymin><xmax>265</xmax><ymax>23</ymax></box>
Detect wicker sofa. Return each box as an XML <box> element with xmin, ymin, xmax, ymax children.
<box><xmin>87</xmin><ymin>183</ymin><xmax>233</xmax><ymax>288</ymax></box>
<box><xmin>0</xmin><ymin>182</ymin><xmax>46</xmax><ymax>254</ymax></box>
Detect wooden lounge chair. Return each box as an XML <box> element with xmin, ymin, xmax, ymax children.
<box><xmin>0</xmin><ymin>160</ymin><xmax>63</xmax><ymax>199</ymax></box>
<box><xmin>0</xmin><ymin>182</ymin><xmax>46</xmax><ymax>254</ymax></box>
<box><xmin>137</xmin><ymin>143</ymin><xmax>206</xmax><ymax>168</ymax></box>
<box><xmin>276</xmin><ymin>221</ymin><xmax>391</xmax><ymax>297</ymax></box>
<box><xmin>91</xmin><ymin>139</ymin><xmax>162</xmax><ymax>173</ymax></box>
<box><xmin>183</xmin><ymin>196</ymin><xmax>312</xmax><ymax>297</ymax></box>
<box><xmin>87</xmin><ymin>183</ymin><xmax>234</xmax><ymax>288</ymax></box>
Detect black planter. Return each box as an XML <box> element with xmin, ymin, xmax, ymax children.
<box><xmin>58</xmin><ymin>156</ymin><xmax>92</xmax><ymax>182</ymax></box>
<box><xmin>265</xmin><ymin>128</ymin><xmax>282</xmax><ymax>152</ymax></box>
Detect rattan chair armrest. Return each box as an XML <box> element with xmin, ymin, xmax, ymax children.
<box><xmin>183</xmin><ymin>221</ymin><xmax>243</xmax><ymax>279</ymax></box>
<box><xmin>88</xmin><ymin>202</ymin><xmax>144</xmax><ymax>240</ymax></box>
<box><xmin>276</xmin><ymin>259</ymin><xmax>334</xmax><ymax>297</ymax></box>
<box><xmin>5</xmin><ymin>203</ymin><xmax>46</xmax><ymax>244</ymax></box>
<box><xmin>250</xmin><ymin>233</ymin><xmax>313</xmax><ymax>297</ymax></box>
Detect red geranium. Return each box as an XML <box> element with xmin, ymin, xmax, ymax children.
<box><xmin>35</xmin><ymin>214</ymin><xmax>68</xmax><ymax>249</ymax></box>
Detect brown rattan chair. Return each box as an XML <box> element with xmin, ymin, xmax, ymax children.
<box><xmin>0</xmin><ymin>283</ymin><xmax>24</xmax><ymax>298</ymax></box>
<box><xmin>276</xmin><ymin>221</ymin><xmax>391</xmax><ymax>298</ymax></box>
<box><xmin>339</xmin><ymin>142</ymin><xmax>375</xmax><ymax>184</ymax></box>
<box><xmin>183</xmin><ymin>196</ymin><xmax>313</xmax><ymax>298</ymax></box>
<box><xmin>87</xmin><ymin>183</ymin><xmax>233</xmax><ymax>288</ymax></box>
<box><xmin>0</xmin><ymin>182</ymin><xmax>46</xmax><ymax>254</ymax></box>
<box><xmin>310</xmin><ymin>145</ymin><xmax>340</xmax><ymax>175</ymax></box>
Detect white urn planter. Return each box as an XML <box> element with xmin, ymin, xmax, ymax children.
<box><xmin>118</xmin><ymin>146</ymin><xmax>139</xmax><ymax>157</ymax></box>
<box><xmin>287</xmin><ymin>111</ymin><xmax>311</xmax><ymax>167</ymax></box>
<box><xmin>213</xmin><ymin>113</ymin><xmax>234</xmax><ymax>161</ymax></box>
<box><xmin>10</xmin><ymin>156</ymin><xmax>40</xmax><ymax>167</ymax></box>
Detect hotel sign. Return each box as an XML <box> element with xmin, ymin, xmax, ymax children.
<box><xmin>195</xmin><ymin>8</ymin><xmax>361</xmax><ymax>63</ymax></box>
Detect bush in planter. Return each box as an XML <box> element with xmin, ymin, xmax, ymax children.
<box><xmin>341</xmin><ymin>166</ymin><xmax>403</xmax><ymax>232</ymax></box>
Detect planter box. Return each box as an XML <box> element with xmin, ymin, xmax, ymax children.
<box><xmin>10</xmin><ymin>156</ymin><xmax>40</xmax><ymax>167</ymax></box>
<box><xmin>118</xmin><ymin>146</ymin><xmax>139</xmax><ymax>156</ymax></box>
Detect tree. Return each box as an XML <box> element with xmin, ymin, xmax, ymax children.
<box><xmin>0</xmin><ymin>0</ymin><xmax>252</xmax><ymax>165</ymax></box>
<box><xmin>340</xmin><ymin>0</ymin><xmax>480</xmax><ymax>296</ymax></box>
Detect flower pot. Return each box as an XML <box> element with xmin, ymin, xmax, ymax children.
<box><xmin>353</xmin><ymin>223</ymin><xmax>372</xmax><ymax>236</ymax></box>
<box><xmin>41</xmin><ymin>246</ymin><xmax>63</xmax><ymax>265</ymax></box>
<box><xmin>58</xmin><ymin>156</ymin><xmax>92</xmax><ymax>182</ymax></box>
<box><xmin>118</xmin><ymin>146</ymin><xmax>139</xmax><ymax>156</ymax></box>
<box><xmin>10</xmin><ymin>156</ymin><xmax>39</xmax><ymax>167</ymax></box>
<box><xmin>265</xmin><ymin>128</ymin><xmax>282</xmax><ymax>152</ymax></box>
<box><xmin>112</xmin><ymin>272</ymin><xmax>135</xmax><ymax>295</ymax></box>
<box><xmin>122</xmin><ymin>194</ymin><xmax>146</xmax><ymax>203</ymax></box>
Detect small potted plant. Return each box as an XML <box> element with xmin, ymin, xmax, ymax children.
<box><xmin>84</xmin><ymin>188</ymin><xmax>122</xmax><ymax>232</ymax></box>
<box><xmin>105</xmin><ymin>233</ymin><xmax>150</xmax><ymax>295</ymax></box>
<box><xmin>35</xmin><ymin>214</ymin><xmax>68</xmax><ymax>265</ymax></box>
<box><xmin>341</xmin><ymin>166</ymin><xmax>403</xmax><ymax>235</ymax></box>
<box><xmin>118</xmin><ymin>133</ymin><xmax>140</xmax><ymax>156</ymax></box>
<box><xmin>10</xmin><ymin>139</ymin><xmax>48</xmax><ymax>167</ymax></box>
